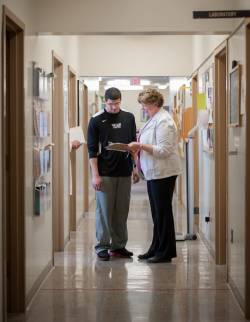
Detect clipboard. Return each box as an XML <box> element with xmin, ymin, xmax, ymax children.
<box><xmin>105</xmin><ymin>142</ymin><xmax>129</xmax><ymax>152</ymax></box>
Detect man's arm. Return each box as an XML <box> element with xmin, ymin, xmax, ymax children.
<box><xmin>89</xmin><ymin>158</ymin><xmax>102</xmax><ymax>190</ymax></box>
<box><xmin>87</xmin><ymin>118</ymin><xmax>102</xmax><ymax>190</ymax></box>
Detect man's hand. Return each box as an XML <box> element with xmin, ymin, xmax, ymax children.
<box><xmin>71</xmin><ymin>140</ymin><xmax>82</xmax><ymax>150</ymax></box>
<box><xmin>132</xmin><ymin>168</ymin><xmax>140</xmax><ymax>184</ymax></box>
<box><xmin>92</xmin><ymin>174</ymin><xmax>102</xmax><ymax>190</ymax></box>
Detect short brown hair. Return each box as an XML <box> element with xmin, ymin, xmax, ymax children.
<box><xmin>138</xmin><ymin>88</ymin><xmax>164</xmax><ymax>107</ymax></box>
<box><xmin>105</xmin><ymin>87</ymin><xmax>121</xmax><ymax>101</ymax></box>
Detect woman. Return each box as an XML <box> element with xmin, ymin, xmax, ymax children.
<box><xmin>128</xmin><ymin>88</ymin><xmax>181</xmax><ymax>263</ymax></box>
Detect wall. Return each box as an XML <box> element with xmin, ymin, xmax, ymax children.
<box><xmin>78</xmin><ymin>35</ymin><xmax>194</xmax><ymax>77</ymax></box>
<box><xmin>121</xmin><ymin>89</ymin><xmax>168</xmax><ymax>129</ymax></box>
<box><xmin>0</xmin><ymin>2</ymin><xmax>3</xmax><ymax>321</ymax></box>
<box><xmin>3</xmin><ymin>0</ymin><xmax>35</xmax><ymax>32</ymax></box>
<box><xmin>25</xmin><ymin>35</ymin><xmax>80</xmax><ymax>295</ymax></box>
<box><xmin>192</xmin><ymin>35</ymin><xmax>228</xmax><ymax>72</ymax></box>
<box><xmin>32</xmin><ymin>0</ymin><xmax>240</xmax><ymax>34</ymax></box>
<box><xmin>197</xmin><ymin>58</ymin><xmax>216</xmax><ymax>253</ymax></box>
<box><xmin>227</xmin><ymin>25</ymin><xmax>246</xmax><ymax>304</ymax></box>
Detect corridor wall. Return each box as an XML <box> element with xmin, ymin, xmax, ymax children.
<box><xmin>192</xmin><ymin>22</ymin><xmax>248</xmax><ymax>311</ymax></box>
<box><xmin>227</xmin><ymin>24</ymin><xmax>246</xmax><ymax>306</ymax></box>
<box><xmin>0</xmin><ymin>3</ymin><xmax>3</xmax><ymax>322</ymax></box>
<box><xmin>197</xmin><ymin>57</ymin><xmax>216</xmax><ymax>254</ymax></box>
<box><xmin>24</xmin><ymin>35</ymin><xmax>80</xmax><ymax>297</ymax></box>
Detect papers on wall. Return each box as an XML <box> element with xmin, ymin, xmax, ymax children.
<box><xmin>34</xmin><ymin>147</ymin><xmax>51</xmax><ymax>177</ymax></box>
<box><xmin>34</xmin><ymin>110</ymin><xmax>50</xmax><ymax>137</ymax></box>
<box><xmin>197</xmin><ymin>93</ymin><xmax>206</xmax><ymax>110</ymax></box>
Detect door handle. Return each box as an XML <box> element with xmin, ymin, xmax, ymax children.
<box><xmin>228</xmin><ymin>148</ymin><xmax>238</xmax><ymax>156</ymax></box>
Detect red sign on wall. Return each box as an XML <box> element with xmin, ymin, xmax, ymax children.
<box><xmin>130</xmin><ymin>77</ymin><xmax>141</xmax><ymax>86</ymax></box>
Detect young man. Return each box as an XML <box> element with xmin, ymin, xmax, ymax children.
<box><xmin>87</xmin><ymin>87</ymin><xmax>139</xmax><ymax>261</ymax></box>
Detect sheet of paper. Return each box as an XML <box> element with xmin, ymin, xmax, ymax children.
<box><xmin>69</xmin><ymin>126</ymin><xmax>85</xmax><ymax>144</ymax></box>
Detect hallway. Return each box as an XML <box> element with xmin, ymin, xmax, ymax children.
<box><xmin>10</xmin><ymin>182</ymin><xmax>246</xmax><ymax>322</ymax></box>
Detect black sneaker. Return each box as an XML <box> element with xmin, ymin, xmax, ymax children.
<box><xmin>138</xmin><ymin>252</ymin><xmax>154</xmax><ymax>260</ymax></box>
<box><xmin>109</xmin><ymin>248</ymin><xmax>133</xmax><ymax>258</ymax></box>
<box><xmin>97</xmin><ymin>250</ymin><xmax>110</xmax><ymax>261</ymax></box>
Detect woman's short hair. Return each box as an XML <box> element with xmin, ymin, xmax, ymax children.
<box><xmin>138</xmin><ymin>88</ymin><xmax>164</xmax><ymax>108</ymax></box>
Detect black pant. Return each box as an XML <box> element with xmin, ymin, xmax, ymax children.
<box><xmin>147</xmin><ymin>176</ymin><xmax>177</xmax><ymax>259</ymax></box>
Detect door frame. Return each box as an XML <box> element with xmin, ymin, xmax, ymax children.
<box><xmin>245</xmin><ymin>22</ymin><xmax>250</xmax><ymax>319</ymax></box>
<box><xmin>2</xmin><ymin>5</ymin><xmax>25</xmax><ymax>314</ymax></box>
<box><xmin>214</xmin><ymin>45</ymin><xmax>227</xmax><ymax>265</ymax></box>
<box><xmin>68</xmin><ymin>66</ymin><xmax>77</xmax><ymax>232</ymax></box>
<box><xmin>82</xmin><ymin>84</ymin><xmax>89</xmax><ymax>213</ymax></box>
<box><xmin>191</xmin><ymin>75</ymin><xmax>199</xmax><ymax>229</ymax></box>
<box><xmin>52</xmin><ymin>51</ymin><xmax>65</xmax><ymax>252</ymax></box>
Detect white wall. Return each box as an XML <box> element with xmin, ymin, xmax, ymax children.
<box><xmin>120</xmin><ymin>89</ymin><xmax>168</xmax><ymax>129</ymax></box>
<box><xmin>197</xmin><ymin>57</ymin><xmax>216</xmax><ymax>253</ymax></box>
<box><xmin>3</xmin><ymin>0</ymin><xmax>35</xmax><ymax>32</ymax></box>
<box><xmin>32</xmin><ymin>0</ymin><xmax>241</xmax><ymax>34</ymax></box>
<box><xmin>227</xmin><ymin>25</ymin><xmax>246</xmax><ymax>302</ymax></box>
<box><xmin>0</xmin><ymin>2</ymin><xmax>3</xmax><ymax>321</ymax></box>
<box><xmin>78</xmin><ymin>35</ymin><xmax>194</xmax><ymax>77</ymax></box>
<box><xmin>25</xmin><ymin>35</ymin><xmax>80</xmax><ymax>295</ymax></box>
<box><xmin>192</xmin><ymin>35</ymin><xmax>228</xmax><ymax>71</ymax></box>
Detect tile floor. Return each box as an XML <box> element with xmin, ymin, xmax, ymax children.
<box><xmin>9</xmin><ymin>182</ymin><xmax>246</xmax><ymax>321</ymax></box>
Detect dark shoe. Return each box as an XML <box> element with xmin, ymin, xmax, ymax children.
<box><xmin>138</xmin><ymin>252</ymin><xmax>154</xmax><ymax>260</ymax></box>
<box><xmin>97</xmin><ymin>250</ymin><xmax>110</xmax><ymax>261</ymax></box>
<box><xmin>109</xmin><ymin>248</ymin><xmax>133</xmax><ymax>257</ymax></box>
<box><xmin>147</xmin><ymin>256</ymin><xmax>172</xmax><ymax>263</ymax></box>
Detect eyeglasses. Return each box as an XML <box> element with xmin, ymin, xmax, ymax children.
<box><xmin>106</xmin><ymin>100</ymin><xmax>121</xmax><ymax>107</ymax></box>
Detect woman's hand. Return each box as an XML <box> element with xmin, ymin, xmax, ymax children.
<box><xmin>132</xmin><ymin>168</ymin><xmax>140</xmax><ymax>184</ymax></box>
<box><xmin>92</xmin><ymin>174</ymin><xmax>102</xmax><ymax>191</ymax></box>
<box><xmin>128</xmin><ymin>142</ymin><xmax>141</xmax><ymax>153</ymax></box>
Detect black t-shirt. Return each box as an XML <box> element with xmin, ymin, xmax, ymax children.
<box><xmin>87</xmin><ymin>109</ymin><xmax>136</xmax><ymax>177</ymax></box>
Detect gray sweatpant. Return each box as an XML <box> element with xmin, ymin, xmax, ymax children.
<box><xmin>95</xmin><ymin>176</ymin><xmax>131</xmax><ymax>254</ymax></box>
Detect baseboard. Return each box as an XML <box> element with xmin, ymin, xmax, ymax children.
<box><xmin>89</xmin><ymin>195</ymin><xmax>95</xmax><ymax>210</ymax></box>
<box><xmin>228</xmin><ymin>275</ymin><xmax>245</xmax><ymax>316</ymax></box>
<box><xmin>198</xmin><ymin>230</ymin><xmax>215</xmax><ymax>259</ymax></box>
<box><xmin>25</xmin><ymin>259</ymin><xmax>53</xmax><ymax>309</ymax></box>
<box><xmin>64</xmin><ymin>233</ymin><xmax>70</xmax><ymax>247</ymax></box>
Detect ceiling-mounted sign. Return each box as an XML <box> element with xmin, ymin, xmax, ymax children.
<box><xmin>193</xmin><ymin>10</ymin><xmax>250</xmax><ymax>19</ymax></box>
<box><xmin>130</xmin><ymin>77</ymin><xmax>140</xmax><ymax>86</ymax></box>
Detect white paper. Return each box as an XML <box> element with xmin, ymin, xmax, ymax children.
<box><xmin>69</xmin><ymin>126</ymin><xmax>85</xmax><ymax>144</ymax></box>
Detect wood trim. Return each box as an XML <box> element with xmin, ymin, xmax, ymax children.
<box><xmin>25</xmin><ymin>260</ymin><xmax>53</xmax><ymax>308</ymax></box>
<box><xmin>52</xmin><ymin>52</ymin><xmax>65</xmax><ymax>252</ymax></box>
<box><xmin>82</xmin><ymin>84</ymin><xmax>89</xmax><ymax>212</ymax></box>
<box><xmin>245</xmin><ymin>23</ymin><xmax>250</xmax><ymax>319</ymax></box>
<box><xmin>68</xmin><ymin>65</ymin><xmax>77</xmax><ymax>77</ymax></box>
<box><xmin>2</xmin><ymin>6</ymin><xmax>25</xmax><ymax>314</ymax></box>
<box><xmin>68</xmin><ymin>66</ymin><xmax>77</xmax><ymax>231</ymax></box>
<box><xmin>191</xmin><ymin>76</ymin><xmax>199</xmax><ymax>227</ymax></box>
<box><xmin>3</xmin><ymin>6</ymin><xmax>25</xmax><ymax>30</ymax></box>
<box><xmin>52</xmin><ymin>50</ymin><xmax>64</xmax><ymax>65</ymax></box>
<box><xmin>190</xmin><ymin>40</ymin><xmax>228</xmax><ymax>79</ymax></box>
<box><xmin>214</xmin><ymin>47</ymin><xmax>227</xmax><ymax>265</ymax></box>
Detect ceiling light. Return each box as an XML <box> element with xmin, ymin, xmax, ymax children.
<box><xmin>140</xmin><ymin>80</ymin><xmax>151</xmax><ymax>86</ymax></box>
<box><xmin>158</xmin><ymin>85</ymin><xmax>167</xmax><ymax>90</ymax></box>
<box><xmin>84</xmin><ymin>79</ymin><xmax>99</xmax><ymax>91</ymax></box>
<box><xmin>104</xmin><ymin>85</ymin><xmax>143</xmax><ymax>91</ymax></box>
<box><xmin>107</xmin><ymin>79</ymin><xmax>130</xmax><ymax>87</ymax></box>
